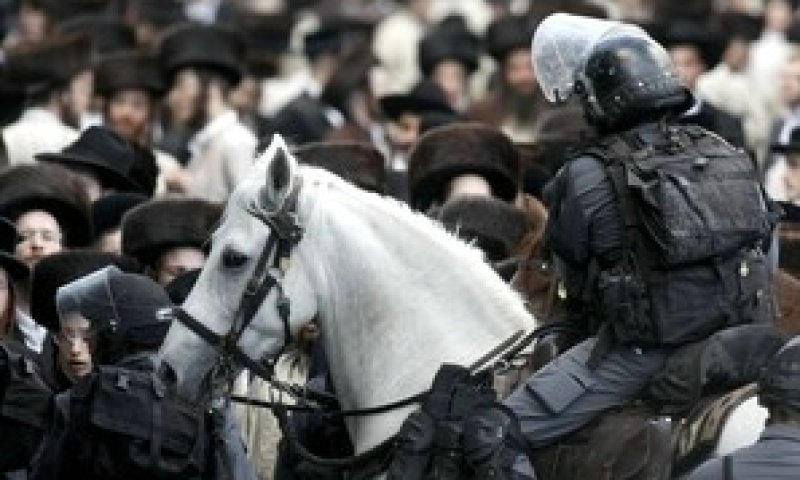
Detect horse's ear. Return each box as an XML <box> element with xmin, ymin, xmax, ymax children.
<box><xmin>261</xmin><ymin>134</ymin><xmax>297</xmax><ymax>209</ymax></box>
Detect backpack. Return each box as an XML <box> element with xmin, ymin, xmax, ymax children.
<box><xmin>386</xmin><ymin>364</ymin><xmax>532</xmax><ymax>480</ymax></box>
<box><xmin>0</xmin><ymin>342</ymin><xmax>52</xmax><ymax>472</ymax></box>
<box><xmin>585</xmin><ymin>124</ymin><xmax>777</xmax><ymax>345</ymax></box>
<box><xmin>58</xmin><ymin>362</ymin><xmax>210</xmax><ymax>480</ymax></box>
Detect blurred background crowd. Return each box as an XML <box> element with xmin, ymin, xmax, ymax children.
<box><xmin>3</xmin><ymin>0</ymin><xmax>800</xmax><ymax>478</ymax></box>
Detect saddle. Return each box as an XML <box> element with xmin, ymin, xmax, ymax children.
<box><xmin>532</xmin><ymin>386</ymin><xmax>758</xmax><ymax>480</ymax></box>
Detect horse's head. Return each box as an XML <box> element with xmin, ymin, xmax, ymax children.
<box><xmin>159</xmin><ymin>135</ymin><xmax>319</xmax><ymax>401</ymax></box>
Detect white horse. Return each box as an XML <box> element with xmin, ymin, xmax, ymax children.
<box><xmin>159</xmin><ymin>135</ymin><xmax>537</xmax><ymax>453</ymax></box>
<box><xmin>158</xmin><ymin>135</ymin><xmax>766</xmax><ymax>473</ymax></box>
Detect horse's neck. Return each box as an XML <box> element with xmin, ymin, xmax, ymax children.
<box><xmin>307</xmin><ymin>186</ymin><xmax>534</xmax><ymax>451</ymax></box>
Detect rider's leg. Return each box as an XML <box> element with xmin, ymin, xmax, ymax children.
<box><xmin>503</xmin><ymin>337</ymin><xmax>675</xmax><ymax>478</ymax></box>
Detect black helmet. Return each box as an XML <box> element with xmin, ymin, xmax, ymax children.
<box><xmin>759</xmin><ymin>336</ymin><xmax>800</xmax><ymax>412</ymax></box>
<box><xmin>532</xmin><ymin>13</ymin><xmax>691</xmax><ymax>132</ymax></box>
<box><xmin>577</xmin><ymin>34</ymin><xmax>690</xmax><ymax>130</ymax></box>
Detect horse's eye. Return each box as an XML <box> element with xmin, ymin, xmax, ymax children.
<box><xmin>222</xmin><ymin>248</ymin><xmax>248</xmax><ymax>269</ymax></box>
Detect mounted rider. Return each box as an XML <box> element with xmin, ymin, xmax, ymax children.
<box><xmin>504</xmin><ymin>14</ymin><xmax>777</xmax><ymax>479</ymax></box>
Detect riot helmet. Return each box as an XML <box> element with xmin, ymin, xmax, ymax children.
<box><xmin>532</xmin><ymin>13</ymin><xmax>691</xmax><ymax>131</ymax></box>
<box><xmin>759</xmin><ymin>336</ymin><xmax>800</xmax><ymax>412</ymax></box>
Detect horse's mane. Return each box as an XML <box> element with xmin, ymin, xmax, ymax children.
<box><xmin>293</xmin><ymin>166</ymin><xmax>533</xmax><ymax>326</ymax></box>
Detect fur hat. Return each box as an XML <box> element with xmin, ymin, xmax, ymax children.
<box><xmin>91</xmin><ymin>192</ymin><xmax>148</xmax><ymax>239</ymax></box>
<box><xmin>436</xmin><ymin>196</ymin><xmax>530</xmax><ymax>263</ymax></box>
<box><xmin>407</xmin><ymin>123</ymin><xmax>520</xmax><ymax>211</ymax></box>
<box><xmin>418</xmin><ymin>17</ymin><xmax>480</xmax><ymax>76</ymax></box>
<box><xmin>56</xmin><ymin>16</ymin><xmax>136</xmax><ymax>56</ymax></box>
<box><xmin>36</xmin><ymin>126</ymin><xmax>144</xmax><ymax>193</ymax></box>
<box><xmin>0</xmin><ymin>164</ymin><xmax>93</xmax><ymax>248</ymax></box>
<box><xmin>94</xmin><ymin>51</ymin><xmax>165</xmax><ymax>98</ymax></box>
<box><xmin>4</xmin><ymin>33</ymin><xmax>93</xmax><ymax>93</ymax></box>
<box><xmin>29</xmin><ymin>250</ymin><xmax>140</xmax><ymax>332</ymax></box>
<box><xmin>121</xmin><ymin>198</ymin><xmax>222</xmax><ymax>267</ymax></box>
<box><xmin>294</xmin><ymin>142</ymin><xmax>386</xmax><ymax>193</ymax></box>
<box><xmin>0</xmin><ymin>218</ymin><xmax>28</xmax><ymax>281</ymax></box>
<box><xmin>484</xmin><ymin>15</ymin><xmax>532</xmax><ymax>62</ymax></box>
<box><xmin>158</xmin><ymin>23</ymin><xmax>247</xmax><ymax>86</ymax></box>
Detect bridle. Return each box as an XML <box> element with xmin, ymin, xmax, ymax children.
<box><xmin>163</xmin><ymin>178</ymin><xmax>305</xmax><ymax>390</ymax></box>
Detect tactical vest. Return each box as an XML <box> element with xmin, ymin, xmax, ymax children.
<box><xmin>387</xmin><ymin>364</ymin><xmax>532</xmax><ymax>480</ymax></box>
<box><xmin>59</xmin><ymin>363</ymin><xmax>210</xmax><ymax>480</ymax></box>
<box><xmin>0</xmin><ymin>343</ymin><xmax>52</xmax><ymax>472</ymax></box>
<box><xmin>584</xmin><ymin>124</ymin><xmax>777</xmax><ymax>346</ymax></box>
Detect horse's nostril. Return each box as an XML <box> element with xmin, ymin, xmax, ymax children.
<box><xmin>159</xmin><ymin>361</ymin><xmax>178</xmax><ymax>386</ymax></box>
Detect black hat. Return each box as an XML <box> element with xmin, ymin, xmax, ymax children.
<box><xmin>95</xmin><ymin>51</ymin><xmax>164</xmax><ymax>98</ymax></box>
<box><xmin>0</xmin><ymin>218</ymin><xmax>29</xmax><ymax>281</ymax></box>
<box><xmin>126</xmin><ymin>0</ymin><xmax>187</xmax><ymax>27</ymax></box>
<box><xmin>29</xmin><ymin>250</ymin><xmax>139</xmax><ymax>332</ymax></box>
<box><xmin>55</xmin><ymin>265</ymin><xmax>172</xmax><ymax>362</ymax></box>
<box><xmin>379</xmin><ymin>80</ymin><xmax>455</xmax><ymax>121</ymax></box>
<box><xmin>36</xmin><ymin>126</ymin><xmax>143</xmax><ymax>193</ymax></box>
<box><xmin>714</xmin><ymin>12</ymin><xmax>762</xmax><ymax>45</ymax></box>
<box><xmin>0</xmin><ymin>164</ymin><xmax>93</xmax><ymax>248</ymax></box>
<box><xmin>121</xmin><ymin>198</ymin><xmax>222</xmax><ymax>268</ymax></box>
<box><xmin>238</xmin><ymin>13</ymin><xmax>292</xmax><ymax>78</ymax></box>
<box><xmin>158</xmin><ymin>23</ymin><xmax>247</xmax><ymax>86</ymax></box>
<box><xmin>56</xmin><ymin>16</ymin><xmax>136</xmax><ymax>56</ymax></box>
<box><xmin>771</xmin><ymin>127</ymin><xmax>800</xmax><ymax>154</ymax></box>
<box><xmin>4</xmin><ymin>33</ymin><xmax>93</xmax><ymax>93</ymax></box>
<box><xmin>760</xmin><ymin>336</ymin><xmax>800</xmax><ymax>411</ymax></box>
<box><xmin>664</xmin><ymin>20</ymin><xmax>724</xmax><ymax>69</ymax></box>
<box><xmin>436</xmin><ymin>196</ymin><xmax>530</xmax><ymax>262</ymax></box>
<box><xmin>408</xmin><ymin>123</ymin><xmax>521</xmax><ymax>211</ymax></box>
<box><xmin>485</xmin><ymin>16</ymin><xmax>532</xmax><ymax>62</ymax></box>
<box><xmin>41</xmin><ymin>0</ymin><xmax>111</xmax><ymax>20</ymax></box>
<box><xmin>91</xmin><ymin>192</ymin><xmax>148</xmax><ymax>239</ymax></box>
<box><xmin>418</xmin><ymin>17</ymin><xmax>480</xmax><ymax>76</ymax></box>
<box><xmin>294</xmin><ymin>142</ymin><xmax>386</xmax><ymax>193</ymax></box>
<box><xmin>304</xmin><ymin>16</ymin><xmax>375</xmax><ymax>60</ymax></box>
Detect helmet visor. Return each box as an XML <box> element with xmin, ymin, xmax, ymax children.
<box><xmin>532</xmin><ymin>13</ymin><xmax>652</xmax><ymax>103</ymax></box>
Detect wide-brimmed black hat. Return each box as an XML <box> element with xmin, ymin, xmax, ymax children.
<box><xmin>0</xmin><ymin>164</ymin><xmax>93</xmax><ymax>248</ymax></box>
<box><xmin>418</xmin><ymin>17</ymin><xmax>480</xmax><ymax>76</ymax></box>
<box><xmin>158</xmin><ymin>23</ymin><xmax>247</xmax><ymax>86</ymax></box>
<box><xmin>56</xmin><ymin>16</ymin><xmax>136</xmax><ymax>56</ymax></box>
<box><xmin>379</xmin><ymin>80</ymin><xmax>455</xmax><ymax>121</ymax></box>
<box><xmin>771</xmin><ymin>127</ymin><xmax>800</xmax><ymax>154</ymax></box>
<box><xmin>94</xmin><ymin>51</ymin><xmax>165</xmax><ymax>98</ymax></box>
<box><xmin>408</xmin><ymin>123</ymin><xmax>520</xmax><ymax>211</ymax></box>
<box><xmin>663</xmin><ymin>20</ymin><xmax>724</xmax><ymax>69</ymax></box>
<box><xmin>294</xmin><ymin>142</ymin><xmax>386</xmax><ymax>193</ymax></box>
<box><xmin>126</xmin><ymin>0</ymin><xmax>187</xmax><ymax>27</ymax></box>
<box><xmin>4</xmin><ymin>32</ymin><xmax>93</xmax><ymax>93</ymax></box>
<box><xmin>36</xmin><ymin>126</ymin><xmax>142</xmax><ymax>193</ymax></box>
<box><xmin>0</xmin><ymin>218</ymin><xmax>29</xmax><ymax>281</ymax></box>
<box><xmin>121</xmin><ymin>198</ymin><xmax>222</xmax><ymax>267</ymax></box>
<box><xmin>485</xmin><ymin>15</ymin><xmax>532</xmax><ymax>62</ymax></box>
<box><xmin>91</xmin><ymin>192</ymin><xmax>148</xmax><ymax>239</ymax></box>
<box><xmin>41</xmin><ymin>0</ymin><xmax>111</xmax><ymax>20</ymax></box>
<box><xmin>29</xmin><ymin>250</ymin><xmax>140</xmax><ymax>332</ymax></box>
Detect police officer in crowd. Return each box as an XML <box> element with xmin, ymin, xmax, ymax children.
<box><xmin>31</xmin><ymin>266</ymin><xmax>257</xmax><ymax>480</ymax></box>
<box><xmin>503</xmin><ymin>14</ymin><xmax>775</xmax><ymax>479</ymax></box>
<box><xmin>686</xmin><ymin>335</ymin><xmax>800</xmax><ymax>479</ymax></box>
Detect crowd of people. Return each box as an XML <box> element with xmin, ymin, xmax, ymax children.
<box><xmin>1</xmin><ymin>0</ymin><xmax>800</xmax><ymax>479</ymax></box>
